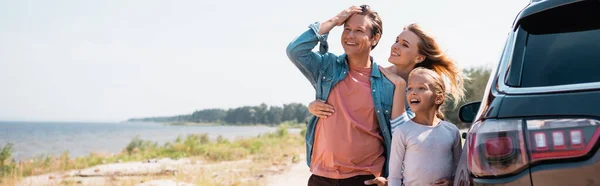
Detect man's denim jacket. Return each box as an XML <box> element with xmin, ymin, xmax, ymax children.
<box><xmin>286</xmin><ymin>22</ymin><xmax>414</xmax><ymax>177</ymax></box>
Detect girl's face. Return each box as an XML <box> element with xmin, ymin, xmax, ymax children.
<box><xmin>406</xmin><ymin>72</ymin><xmax>443</xmax><ymax>113</ymax></box>
<box><xmin>388</xmin><ymin>30</ymin><xmax>424</xmax><ymax>67</ymax></box>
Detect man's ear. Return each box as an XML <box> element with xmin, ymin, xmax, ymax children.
<box><xmin>372</xmin><ymin>33</ymin><xmax>381</xmax><ymax>46</ymax></box>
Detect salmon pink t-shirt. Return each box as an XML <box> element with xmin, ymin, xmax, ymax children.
<box><xmin>310</xmin><ymin>65</ymin><xmax>385</xmax><ymax>179</ymax></box>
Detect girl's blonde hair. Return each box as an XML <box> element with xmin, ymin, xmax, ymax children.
<box><xmin>409</xmin><ymin>67</ymin><xmax>448</xmax><ymax>120</ymax></box>
<box><xmin>404</xmin><ymin>23</ymin><xmax>466</xmax><ymax>105</ymax></box>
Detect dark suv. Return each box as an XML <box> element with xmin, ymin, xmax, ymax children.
<box><xmin>454</xmin><ymin>0</ymin><xmax>600</xmax><ymax>185</ymax></box>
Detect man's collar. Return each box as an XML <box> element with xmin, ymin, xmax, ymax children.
<box><xmin>370</xmin><ymin>61</ymin><xmax>382</xmax><ymax>78</ymax></box>
<box><xmin>338</xmin><ymin>54</ymin><xmax>382</xmax><ymax>78</ymax></box>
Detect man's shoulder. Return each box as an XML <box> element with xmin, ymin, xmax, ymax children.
<box><xmin>319</xmin><ymin>53</ymin><xmax>344</xmax><ymax>68</ymax></box>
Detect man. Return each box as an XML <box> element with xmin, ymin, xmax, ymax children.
<box><xmin>286</xmin><ymin>5</ymin><xmax>393</xmax><ymax>186</ymax></box>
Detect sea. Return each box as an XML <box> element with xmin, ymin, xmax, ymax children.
<box><xmin>0</xmin><ymin>121</ymin><xmax>289</xmax><ymax>161</ymax></box>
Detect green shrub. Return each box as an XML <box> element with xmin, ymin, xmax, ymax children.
<box><xmin>275</xmin><ymin>126</ymin><xmax>288</xmax><ymax>138</ymax></box>
<box><xmin>0</xmin><ymin>143</ymin><xmax>13</xmax><ymax>168</ymax></box>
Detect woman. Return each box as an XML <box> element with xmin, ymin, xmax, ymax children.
<box><xmin>309</xmin><ymin>23</ymin><xmax>466</xmax><ymax>186</ymax></box>
<box><xmin>309</xmin><ymin>23</ymin><xmax>465</xmax><ymax>123</ymax></box>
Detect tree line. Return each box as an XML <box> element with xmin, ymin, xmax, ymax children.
<box><xmin>129</xmin><ymin>67</ymin><xmax>491</xmax><ymax>128</ymax></box>
<box><xmin>128</xmin><ymin>103</ymin><xmax>310</xmax><ymax>125</ymax></box>
<box><xmin>443</xmin><ymin>67</ymin><xmax>492</xmax><ymax>128</ymax></box>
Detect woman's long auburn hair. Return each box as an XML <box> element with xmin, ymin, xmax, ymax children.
<box><xmin>405</xmin><ymin>23</ymin><xmax>466</xmax><ymax>108</ymax></box>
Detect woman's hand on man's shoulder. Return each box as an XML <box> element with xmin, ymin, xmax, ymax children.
<box><xmin>379</xmin><ymin>66</ymin><xmax>406</xmax><ymax>86</ymax></box>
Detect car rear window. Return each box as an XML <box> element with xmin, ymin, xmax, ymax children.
<box><xmin>510</xmin><ymin>1</ymin><xmax>600</xmax><ymax>87</ymax></box>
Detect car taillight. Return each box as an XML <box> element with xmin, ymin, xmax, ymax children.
<box><xmin>526</xmin><ymin>119</ymin><xmax>600</xmax><ymax>162</ymax></box>
<box><xmin>467</xmin><ymin>118</ymin><xmax>600</xmax><ymax>177</ymax></box>
<box><xmin>467</xmin><ymin>119</ymin><xmax>528</xmax><ymax>177</ymax></box>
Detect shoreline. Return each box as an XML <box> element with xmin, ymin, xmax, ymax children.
<box><xmin>2</xmin><ymin>123</ymin><xmax>302</xmax><ymax>162</ymax></box>
<box><xmin>1</xmin><ymin>126</ymin><xmax>306</xmax><ymax>185</ymax></box>
<box><xmin>163</xmin><ymin>122</ymin><xmax>306</xmax><ymax>128</ymax></box>
<box><xmin>163</xmin><ymin>122</ymin><xmax>221</xmax><ymax>126</ymax></box>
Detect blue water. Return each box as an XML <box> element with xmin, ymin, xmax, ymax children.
<box><xmin>0</xmin><ymin>121</ymin><xmax>284</xmax><ymax>160</ymax></box>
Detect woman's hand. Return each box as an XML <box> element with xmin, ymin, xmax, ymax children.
<box><xmin>431</xmin><ymin>178</ymin><xmax>452</xmax><ymax>186</ymax></box>
<box><xmin>379</xmin><ymin>66</ymin><xmax>406</xmax><ymax>86</ymax></box>
<box><xmin>364</xmin><ymin>177</ymin><xmax>387</xmax><ymax>186</ymax></box>
<box><xmin>308</xmin><ymin>99</ymin><xmax>334</xmax><ymax>118</ymax></box>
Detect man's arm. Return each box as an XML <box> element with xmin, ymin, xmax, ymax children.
<box><xmin>285</xmin><ymin>6</ymin><xmax>362</xmax><ymax>87</ymax></box>
<box><xmin>285</xmin><ymin>23</ymin><xmax>329</xmax><ymax>88</ymax></box>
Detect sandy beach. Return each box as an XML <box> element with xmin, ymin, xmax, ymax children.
<box><xmin>13</xmin><ymin>155</ymin><xmax>310</xmax><ymax>186</ymax></box>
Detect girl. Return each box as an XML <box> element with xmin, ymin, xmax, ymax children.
<box><xmin>381</xmin><ymin>67</ymin><xmax>462</xmax><ymax>186</ymax></box>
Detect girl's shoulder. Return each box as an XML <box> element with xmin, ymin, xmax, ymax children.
<box><xmin>393</xmin><ymin>120</ymin><xmax>423</xmax><ymax>136</ymax></box>
<box><xmin>439</xmin><ymin>121</ymin><xmax>461</xmax><ymax>132</ymax></box>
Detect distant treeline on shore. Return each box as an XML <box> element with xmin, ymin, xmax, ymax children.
<box><xmin>128</xmin><ymin>103</ymin><xmax>310</xmax><ymax>126</ymax></box>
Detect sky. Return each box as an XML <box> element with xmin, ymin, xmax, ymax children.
<box><xmin>0</xmin><ymin>0</ymin><xmax>530</xmax><ymax>122</ymax></box>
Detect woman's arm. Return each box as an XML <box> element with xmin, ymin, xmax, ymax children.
<box><xmin>379</xmin><ymin>67</ymin><xmax>407</xmax><ymax>119</ymax></box>
<box><xmin>390</xmin><ymin>81</ymin><xmax>407</xmax><ymax>119</ymax></box>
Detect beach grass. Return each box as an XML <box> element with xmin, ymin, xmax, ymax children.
<box><xmin>0</xmin><ymin>124</ymin><xmax>305</xmax><ymax>185</ymax></box>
